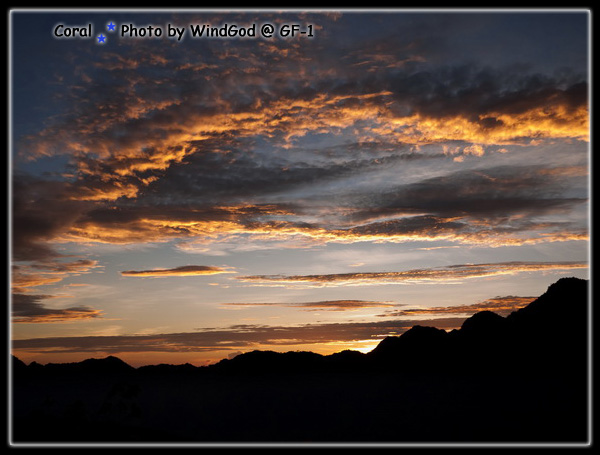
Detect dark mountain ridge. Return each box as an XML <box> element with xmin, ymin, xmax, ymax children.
<box><xmin>11</xmin><ymin>277</ymin><xmax>590</xmax><ymax>443</ymax></box>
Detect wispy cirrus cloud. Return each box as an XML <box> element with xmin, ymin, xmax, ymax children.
<box><xmin>237</xmin><ymin>261</ymin><xmax>588</xmax><ymax>287</ymax></box>
<box><xmin>377</xmin><ymin>296</ymin><xmax>536</xmax><ymax>318</ymax></box>
<box><xmin>221</xmin><ymin>299</ymin><xmax>398</xmax><ymax>311</ymax></box>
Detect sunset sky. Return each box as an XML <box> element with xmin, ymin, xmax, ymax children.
<box><xmin>9</xmin><ymin>9</ymin><xmax>590</xmax><ymax>367</ymax></box>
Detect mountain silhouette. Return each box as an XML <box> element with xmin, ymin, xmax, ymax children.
<box><xmin>11</xmin><ymin>277</ymin><xmax>589</xmax><ymax>444</ymax></box>
<box><xmin>41</xmin><ymin>355</ymin><xmax>136</xmax><ymax>376</ymax></box>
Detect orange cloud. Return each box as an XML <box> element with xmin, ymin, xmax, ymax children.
<box><xmin>120</xmin><ymin>265</ymin><xmax>235</xmax><ymax>277</ymax></box>
<box><xmin>13</xmin><ymin>308</ymin><xmax>104</xmax><ymax>324</ymax></box>
<box><xmin>55</xmin><ymin>210</ymin><xmax>588</xmax><ymax>252</ymax></box>
<box><xmin>11</xmin><ymin>273</ymin><xmax>65</xmax><ymax>294</ymax></box>
<box><xmin>27</xmin><ymin>83</ymin><xmax>588</xmax><ymax>183</ymax></box>
<box><xmin>18</xmin><ymin>70</ymin><xmax>588</xmax><ymax>228</ymax></box>
<box><xmin>12</xmin><ymin>260</ymin><xmax>100</xmax><ymax>293</ymax></box>
<box><xmin>375</xmin><ymin>105</ymin><xmax>589</xmax><ymax>147</ymax></box>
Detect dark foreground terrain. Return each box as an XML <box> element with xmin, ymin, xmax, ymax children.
<box><xmin>11</xmin><ymin>277</ymin><xmax>590</xmax><ymax>444</ymax></box>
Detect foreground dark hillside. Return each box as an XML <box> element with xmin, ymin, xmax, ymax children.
<box><xmin>11</xmin><ymin>277</ymin><xmax>589</xmax><ymax>444</ymax></box>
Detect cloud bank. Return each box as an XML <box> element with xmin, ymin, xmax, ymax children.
<box><xmin>12</xmin><ymin>317</ymin><xmax>466</xmax><ymax>354</ymax></box>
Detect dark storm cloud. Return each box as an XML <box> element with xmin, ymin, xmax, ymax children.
<box><xmin>346</xmin><ymin>165</ymin><xmax>588</xmax><ymax>223</ymax></box>
<box><xmin>11</xmin><ymin>174</ymin><xmax>90</xmax><ymax>261</ymax></box>
<box><xmin>20</xmin><ymin>29</ymin><xmax>588</xmax><ymax>163</ymax></box>
<box><xmin>380</xmin><ymin>66</ymin><xmax>587</xmax><ymax>122</ymax></box>
<box><xmin>12</xmin><ymin>11</ymin><xmax>589</xmax><ymax>262</ymax></box>
<box><xmin>136</xmin><ymin>146</ymin><xmax>428</xmax><ymax>204</ymax></box>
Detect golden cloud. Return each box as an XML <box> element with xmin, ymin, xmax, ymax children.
<box><xmin>120</xmin><ymin>265</ymin><xmax>235</xmax><ymax>277</ymax></box>
<box><xmin>54</xmin><ymin>211</ymin><xmax>589</xmax><ymax>252</ymax></box>
<box><xmin>13</xmin><ymin>308</ymin><xmax>104</xmax><ymax>324</ymax></box>
<box><xmin>24</xmin><ymin>83</ymin><xmax>588</xmax><ymax>197</ymax></box>
<box><xmin>12</xmin><ymin>260</ymin><xmax>101</xmax><ymax>293</ymax></box>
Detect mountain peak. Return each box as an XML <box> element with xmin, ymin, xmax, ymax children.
<box><xmin>366</xmin><ymin>277</ymin><xmax>588</xmax><ymax>371</ymax></box>
<box><xmin>506</xmin><ymin>276</ymin><xmax>588</xmax><ymax>324</ymax></box>
<box><xmin>460</xmin><ymin>310</ymin><xmax>506</xmax><ymax>335</ymax></box>
<box><xmin>79</xmin><ymin>355</ymin><xmax>134</xmax><ymax>370</ymax></box>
